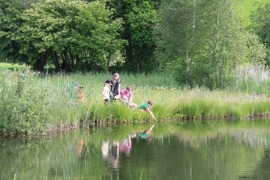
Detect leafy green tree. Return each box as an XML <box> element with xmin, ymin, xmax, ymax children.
<box><xmin>250</xmin><ymin>3</ymin><xmax>270</xmax><ymax>66</ymax></box>
<box><xmin>13</xmin><ymin>0</ymin><xmax>125</xmax><ymax>72</ymax></box>
<box><xmin>243</xmin><ymin>32</ymin><xmax>266</xmax><ymax>66</ymax></box>
<box><xmin>0</xmin><ymin>0</ymin><xmax>26</xmax><ymax>63</ymax></box>
<box><xmin>155</xmin><ymin>0</ymin><xmax>264</xmax><ymax>88</ymax></box>
<box><xmin>155</xmin><ymin>0</ymin><xmax>193</xmax><ymax>84</ymax></box>
<box><xmin>13</xmin><ymin>0</ymin><xmax>44</xmax><ymax>8</ymax></box>
<box><xmin>108</xmin><ymin>0</ymin><xmax>159</xmax><ymax>72</ymax></box>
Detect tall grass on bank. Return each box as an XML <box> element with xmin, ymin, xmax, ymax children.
<box><xmin>231</xmin><ymin>65</ymin><xmax>270</xmax><ymax>96</ymax></box>
<box><xmin>0</xmin><ymin>69</ymin><xmax>270</xmax><ymax>136</ymax></box>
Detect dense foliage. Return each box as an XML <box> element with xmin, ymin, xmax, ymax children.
<box><xmin>108</xmin><ymin>0</ymin><xmax>160</xmax><ymax>72</ymax></box>
<box><xmin>250</xmin><ymin>2</ymin><xmax>270</xmax><ymax>67</ymax></box>
<box><xmin>0</xmin><ymin>0</ymin><xmax>125</xmax><ymax>72</ymax></box>
<box><xmin>0</xmin><ymin>0</ymin><xmax>269</xmax><ymax>88</ymax></box>
<box><xmin>0</xmin><ymin>0</ymin><xmax>25</xmax><ymax>62</ymax></box>
<box><xmin>155</xmin><ymin>0</ymin><xmax>266</xmax><ymax>88</ymax></box>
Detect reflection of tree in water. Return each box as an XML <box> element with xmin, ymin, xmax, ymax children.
<box><xmin>176</xmin><ymin>134</ymin><xmax>219</xmax><ymax>149</ymax></box>
<box><xmin>176</xmin><ymin>129</ymin><xmax>270</xmax><ymax>149</ymax></box>
<box><xmin>240</xmin><ymin>149</ymin><xmax>270</xmax><ymax>180</ymax></box>
<box><xmin>177</xmin><ymin>135</ymin><xmax>203</xmax><ymax>148</ymax></box>
<box><xmin>228</xmin><ymin>130</ymin><xmax>270</xmax><ymax>148</ymax></box>
<box><xmin>178</xmin><ymin>129</ymin><xmax>270</xmax><ymax>180</ymax></box>
<box><xmin>76</xmin><ymin>141</ymin><xmax>92</xmax><ymax>160</ymax></box>
<box><xmin>48</xmin><ymin>166</ymin><xmax>64</xmax><ymax>178</ymax></box>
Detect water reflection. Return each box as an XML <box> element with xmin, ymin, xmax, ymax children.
<box><xmin>101</xmin><ymin>140</ymin><xmax>110</xmax><ymax>160</ymax></box>
<box><xmin>111</xmin><ymin>141</ymin><xmax>119</xmax><ymax>169</ymax></box>
<box><xmin>119</xmin><ymin>136</ymin><xmax>132</xmax><ymax>156</ymax></box>
<box><xmin>136</xmin><ymin>124</ymin><xmax>155</xmax><ymax>141</ymax></box>
<box><xmin>1</xmin><ymin>121</ymin><xmax>270</xmax><ymax>179</ymax></box>
<box><xmin>100</xmin><ymin>124</ymin><xmax>155</xmax><ymax>170</ymax></box>
<box><xmin>76</xmin><ymin>139</ymin><xmax>84</xmax><ymax>156</ymax></box>
<box><xmin>102</xmin><ymin>135</ymin><xmax>133</xmax><ymax>170</ymax></box>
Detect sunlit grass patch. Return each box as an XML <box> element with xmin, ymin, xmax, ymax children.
<box><xmin>0</xmin><ymin>62</ymin><xmax>29</xmax><ymax>72</ymax></box>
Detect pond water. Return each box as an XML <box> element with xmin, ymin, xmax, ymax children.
<box><xmin>1</xmin><ymin>120</ymin><xmax>270</xmax><ymax>180</ymax></box>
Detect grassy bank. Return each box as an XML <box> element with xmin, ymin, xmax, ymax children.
<box><xmin>0</xmin><ymin>69</ymin><xmax>270</xmax><ymax>137</ymax></box>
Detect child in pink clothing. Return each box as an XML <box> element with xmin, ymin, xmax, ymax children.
<box><xmin>120</xmin><ymin>86</ymin><xmax>137</xmax><ymax>108</ymax></box>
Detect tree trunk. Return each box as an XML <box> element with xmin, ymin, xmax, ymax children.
<box><xmin>33</xmin><ymin>53</ymin><xmax>47</xmax><ymax>72</ymax></box>
<box><xmin>53</xmin><ymin>51</ymin><xmax>60</xmax><ymax>71</ymax></box>
<box><xmin>61</xmin><ymin>50</ymin><xmax>73</xmax><ymax>72</ymax></box>
<box><xmin>216</xmin><ymin>0</ymin><xmax>221</xmax><ymax>87</ymax></box>
<box><xmin>185</xmin><ymin>3</ymin><xmax>191</xmax><ymax>87</ymax></box>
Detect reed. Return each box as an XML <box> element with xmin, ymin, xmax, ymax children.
<box><xmin>0</xmin><ymin>68</ymin><xmax>270</xmax><ymax>136</ymax></box>
<box><xmin>231</xmin><ymin>65</ymin><xmax>270</xmax><ymax>96</ymax></box>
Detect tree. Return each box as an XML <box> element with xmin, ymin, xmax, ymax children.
<box><xmin>108</xmin><ymin>0</ymin><xmax>160</xmax><ymax>72</ymax></box>
<box><xmin>242</xmin><ymin>31</ymin><xmax>266</xmax><ymax>66</ymax></box>
<box><xmin>250</xmin><ymin>3</ymin><xmax>270</xmax><ymax>66</ymax></box>
<box><xmin>7</xmin><ymin>0</ymin><xmax>125</xmax><ymax>72</ymax></box>
<box><xmin>0</xmin><ymin>0</ymin><xmax>26</xmax><ymax>63</ymax></box>
<box><xmin>155</xmin><ymin>0</ymin><xmax>263</xmax><ymax>89</ymax></box>
<box><xmin>13</xmin><ymin>0</ymin><xmax>44</xmax><ymax>8</ymax></box>
<box><xmin>155</xmin><ymin>0</ymin><xmax>194</xmax><ymax>85</ymax></box>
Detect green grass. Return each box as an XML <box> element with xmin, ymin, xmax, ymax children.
<box><xmin>1</xmin><ymin>64</ymin><xmax>270</xmax><ymax>136</ymax></box>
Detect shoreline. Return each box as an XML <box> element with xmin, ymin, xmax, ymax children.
<box><xmin>49</xmin><ymin>112</ymin><xmax>270</xmax><ymax>132</ymax></box>
<box><xmin>1</xmin><ymin>112</ymin><xmax>270</xmax><ymax>139</ymax></box>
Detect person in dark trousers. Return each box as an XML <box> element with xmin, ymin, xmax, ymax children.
<box><xmin>110</xmin><ymin>73</ymin><xmax>121</xmax><ymax>100</ymax></box>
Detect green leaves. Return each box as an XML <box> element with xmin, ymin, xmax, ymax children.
<box><xmin>127</xmin><ymin>1</ymin><xmax>157</xmax><ymax>46</ymax></box>
<box><xmin>0</xmin><ymin>0</ymin><xmax>25</xmax><ymax>62</ymax></box>
<box><xmin>250</xmin><ymin>3</ymin><xmax>270</xmax><ymax>66</ymax></box>
<box><xmin>0</xmin><ymin>0</ymin><xmax>125</xmax><ymax>71</ymax></box>
<box><xmin>108</xmin><ymin>0</ymin><xmax>159</xmax><ymax>72</ymax></box>
<box><xmin>155</xmin><ymin>0</ymin><xmax>266</xmax><ymax>88</ymax></box>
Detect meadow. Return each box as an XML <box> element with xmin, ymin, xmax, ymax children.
<box><xmin>0</xmin><ymin>63</ymin><xmax>270</xmax><ymax>137</ymax></box>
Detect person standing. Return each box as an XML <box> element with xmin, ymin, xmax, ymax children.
<box><xmin>110</xmin><ymin>73</ymin><xmax>121</xmax><ymax>100</ymax></box>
